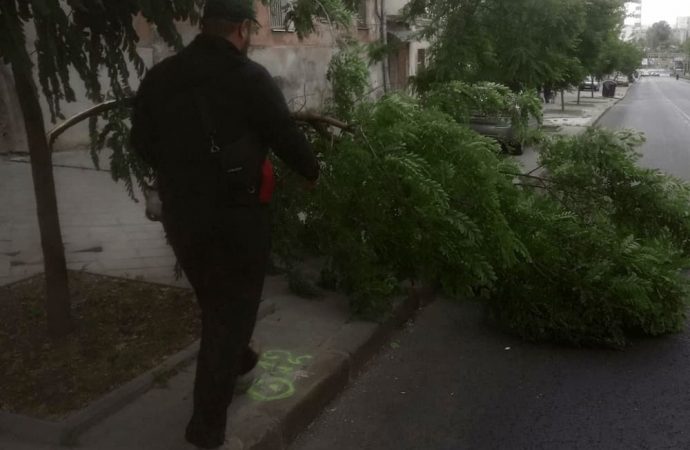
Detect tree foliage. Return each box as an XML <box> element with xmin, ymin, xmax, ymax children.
<box><xmin>576</xmin><ymin>0</ymin><xmax>624</xmax><ymax>75</ymax></box>
<box><xmin>326</xmin><ymin>40</ymin><xmax>370</xmax><ymax>121</ymax></box>
<box><xmin>0</xmin><ymin>1</ymin><xmax>205</xmax><ymax>120</ymax></box>
<box><xmin>611</xmin><ymin>40</ymin><xmax>644</xmax><ymax>77</ymax></box>
<box><xmin>422</xmin><ymin>81</ymin><xmax>543</xmax><ymax>143</ymax></box>
<box><xmin>273</xmin><ymin>53</ymin><xmax>690</xmax><ymax>345</ymax></box>
<box><xmin>490</xmin><ymin>129</ymin><xmax>690</xmax><ymax>347</ymax></box>
<box><xmin>274</xmin><ymin>93</ymin><xmax>530</xmax><ymax>317</ymax></box>
<box><xmin>407</xmin><ymin>0</ymin><xmax>626</xmax><ymax>91</ymax></box>
<box><xmin>646</xmin><ymin>20</ymin><xmax>673</xmax><ymax>50</ymax></box>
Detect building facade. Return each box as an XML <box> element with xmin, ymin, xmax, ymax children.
<box><xmin>621</xmin><ymin>0</ymin><xmax>642</xmax><ymax>42</ymax></box>
<box><xmin>385</xmin><ymin>0</ymin><xmax>430</xmax><ymax>90</ymax></box>
<box><xmin>0</xmin><ymin>0</ymin><xmax>384</xmax><ymax>154</ymax></box>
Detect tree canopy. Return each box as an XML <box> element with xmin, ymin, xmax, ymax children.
<box><xmin>646</xmin><ymin>20</ymin><xmax>673</xmax><ymax>50</ymax></box>
<box><xmin>407</xmin><ymin>0</ymin><xmax>626</xmax><ymax>91</ymax></box>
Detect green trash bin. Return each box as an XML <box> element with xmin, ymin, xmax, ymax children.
<box><xmin>602</xmin><ymin>80</ymin><xmax>616</xmax><ymax>98</ymax></box>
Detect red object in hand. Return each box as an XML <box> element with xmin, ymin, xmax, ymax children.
<box><xmin>259</xmin><ymin>158</ymin><xmax>275</xmax><ymax>204</ymax></box>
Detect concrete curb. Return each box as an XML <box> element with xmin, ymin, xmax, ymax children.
<box><xmin>592</xmin><ymin>85</ymin><xmax>633</xmax><ymax>127</ymax></box>
<box><xmin>0</xmin><ymin>300</ymin><xmax>277</xmax><ymax>446</ymax></box>
<box><xmin>229</xmin><ymin>284</ymin><xmax>436</xmax><ymax>450</ymax></box>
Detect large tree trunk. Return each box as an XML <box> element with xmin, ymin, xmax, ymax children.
<box><xmin>11</xmin><ymin>63</ymin><xmax>72</xmax><ymax>338</ymax></box>
<box><xmin>561</xmin><ymin>90</ymin><xmax>565</xmax><ymax>112</ymax></box>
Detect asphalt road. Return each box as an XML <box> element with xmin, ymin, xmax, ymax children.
<box><xmin>292</xmin><ymin>300</ymin><xmax>690</xmax><ymax>450</ymax></box>
<box><xmin>598</xmin><ymin>76</ymin><xmax>690</xmax><ymax>181</ymax></box>
<box><xmin>291</xmin><ymin>79</ymin><xmax>690</xmax><ymax>450</ymax></box>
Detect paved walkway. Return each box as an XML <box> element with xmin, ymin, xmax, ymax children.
<box><xmin>542</xmin><ymin>86</ymin><xmax>628</xmax><ymax>131</ymax></box>
<box><xmin>515</xmin><ymin>85</ymin><xmax>630</xmax><ymax>173</ymax></box>
<box><xmin>0</xmin><ymin>150</ymin><xmax>181</xmax><ymax>287</ymax></box>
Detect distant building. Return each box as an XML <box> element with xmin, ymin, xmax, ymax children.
<box><xmin>622</xmin><ymin>1</ymin><xmax>642</xmax><ymax>42</ymax></box>
<box><xmin>674</xmin><ymin>16</ymin><xmax>689</xmax><ymax>44</ymax></box>
<box><xmin>625</xmin><ymin>0</ymin><xmax>642</xmax><ymax>27</ymax></box>
<box><xmin>673</xmin><ymin>28</ymin><xmax>688</xmax><ymax>44</ymax></box>
<box><xmin>384</xmin><ymin>0</ymin><xmax>431</xmax><ymax>91</ymax></box>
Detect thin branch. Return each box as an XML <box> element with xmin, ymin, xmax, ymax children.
<box><xmin>499</xmin><ymin>170</ymin><xmax>551</xmax><ymax>184</ymax></box>
<box><xmin>357</xmin><ymin>126</ymin><xmax>379</xmax><ymax>158</ymax></box>
<box><xmin>292</xmin><ymin>111</ymin><xmax>352</xmax><ymax>131</ymax></box>
<box><xmin>47</xmin><ymin>97</ymin><xmax>352</xmax><ymax>153</ymax></box>
<box><xmin>314</xmin><ymin>0</ymin><xmax>337</xmax><ymax>47</ymax></box>
<box><xmin>47</xmin><ymin>98</ymin><xmax>133</xmax><ymax>149</ymax></box>
<box><xmin>514</xmin><ymin>182</ymin><xmax>546</xmax><ymax>189</ymax></box>
<box><xmin>527</xmin><ymin>163</ymin><xmax>545</xmax><ymax>176</ymax></box>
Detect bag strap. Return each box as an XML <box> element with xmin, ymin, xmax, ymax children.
<box><xmin>192</xmin><ymin>87</ymin><xmax>220</xmax><ymax>153</ymax></box>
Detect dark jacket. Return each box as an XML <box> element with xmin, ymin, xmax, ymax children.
<box><xmin>130</xmin><ymin>34</ymin><xmax>319</xmax><ymax>219</ymax></box>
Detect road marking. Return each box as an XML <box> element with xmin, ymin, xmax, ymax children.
<box><xmin>655</xmin><ymin>80</ymin><xmax>690</xmax><ymax>127</ymax></box>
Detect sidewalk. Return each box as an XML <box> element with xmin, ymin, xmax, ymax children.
<box><xmin>514</xmin><ymin>84</ymin><xmax>631</xmax><ymax>172</ymax></box>
<box><xmin>0</xmin><ymin>151</ymin><xmax>181</xmax><ymax>288</ymax></box>
<box><xmin>0</xmin><ymin>151</ymin><xmax>429</xmax><ymax>449</ymax></box>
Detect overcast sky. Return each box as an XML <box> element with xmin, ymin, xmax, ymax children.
<box><xmin>641</xmin><ymin>0</ymin><xmax>690</xmax><ymax>26</ymax></box>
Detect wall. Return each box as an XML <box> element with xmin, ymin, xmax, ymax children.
<box><xmin>1</xmin><ymin>0</ymin><xmax>382</xmax><ymax>154</ymax></box>
<box><xmin>385</xmin><ymin>0</ymin><xmax>407</xmax><ymax>16</ymax></box>
<box><xmin>0</xmin><ymin>66</ymin><xmax>27</xmax><ymax>154</ymax></box>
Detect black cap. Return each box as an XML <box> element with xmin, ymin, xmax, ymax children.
<box><xmin>203</xmin><ymin>0</ymin><xmax>258</xmax><ymax>23</ymax></box>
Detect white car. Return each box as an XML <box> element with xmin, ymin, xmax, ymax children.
<box><xmin>579</xmin><ymin>77</ymin><xmax>600</xmax><ymax>91</ymax></box>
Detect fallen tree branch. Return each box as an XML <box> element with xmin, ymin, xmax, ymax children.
<box><xmin>47</xmin><ymin>98</ymin><xmax>133</xmax><ymax>149</ymax></box>
<box><xmin>47</xmin><ymin>97</ymin><xmax>352</xmax><ymax>151</ymax></box>
<box><xmin>292</xmin><ymin>111</ymin><xmax>352</xmax><ymax>131</ymax></box>
<box><xmin>499</xmin><ymin>170</ymin><xmax>551</xmax><ymax>184</ymax></box>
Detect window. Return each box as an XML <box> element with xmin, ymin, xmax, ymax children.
<box><xmin>270</xmin><ymin>0</ymin><xmax>290</xmax><ymax>30</ymax></box>
<box><xmin>357</xmin><ymin>0</ymin><xmax>368</xmax><ymax>29</ymax></box>
<box><xmin>416</xmin><ymin>48</ymin><xmax>427</xmax><ymax>73</ymax></box>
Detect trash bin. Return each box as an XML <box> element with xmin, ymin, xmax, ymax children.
<box><xmin>602</xmin><ymin>80</ymin><xmax>616</xmax><ymax>98</ymax></box>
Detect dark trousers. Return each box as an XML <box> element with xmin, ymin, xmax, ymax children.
<box><xmin>162</xmin><ymin>205</ymin><xmax>271</xmax><ymax>449</ymax></box>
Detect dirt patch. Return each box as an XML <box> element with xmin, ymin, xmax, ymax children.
<box><xmin>0</xmin><ymin>271</ymin><xmax>200</xmax><ymax>420</ymax></box>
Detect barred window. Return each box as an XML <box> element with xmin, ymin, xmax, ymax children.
<box><xmin>417</xmin><ymin>48</ymin><xmax>427</xmax><ymax>73</ymax></box>
<box><xmin>270</xmin><ymin>0</ymin><xmax>290</xmax><ymax>30</ymax></box>
<box><xmin>357</xmin><ymin>0</ymin><xmax>368</xmax><ymax>28</ymax></box>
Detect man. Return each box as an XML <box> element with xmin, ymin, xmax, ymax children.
<box><xmin>130</xmin><ymin>0</ymin><xmax>319</xmax><ymax>448</ymax></box>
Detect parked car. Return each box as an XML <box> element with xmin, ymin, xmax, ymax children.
<box><xmin>468</xmin><ymin>116</ymin><xmax>522</xmax><ymax>154</ymax></box>
<box><xmin>468</xmin><ymin>112</ymin><xmax>539</xmax><ymax>156</ymax></box>
<box><xmin>579</xmin><ymin>76</ymin><xmax>600</xmax><ymax>91</ymax></box>
<box><xmin>613</xmin><ymin>76</ymin><xmax>629</xmax><ymax>87</ymax></box>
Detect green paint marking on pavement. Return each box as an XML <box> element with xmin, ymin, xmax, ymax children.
<box><xmin>248</xmin><ymin>350</ymin><xmax>313</xmax><ymax>402</ymax></box>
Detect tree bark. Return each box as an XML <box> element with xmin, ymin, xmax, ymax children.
<box><xmin>11</xmin><ymin>63</ymin><xmax>72</xmax><ymax>338</ymax></box>
<box><xmin>561</xmin><ymin>90</ymin><xmax>565</xmax><ymax>112</ymax></box>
